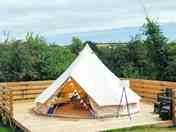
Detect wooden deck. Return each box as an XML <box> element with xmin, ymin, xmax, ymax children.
<box><xmin>13</xmin><ymin>101</ymin><xmax>161</xmax><ymax>132</ymax></box>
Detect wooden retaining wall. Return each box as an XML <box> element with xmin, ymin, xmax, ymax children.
<box><xmin>0</xmin><ymin>80</ymin><xmax>53</xmax><ymax>102</ymax></box>
<box><xmin>0</xmin><ymin>87</ymin><xmax>13</xmax><ymax>117</ymax></box>
<box><xmin>172</xmin><ymin>90</ymin><xmax>176</xmax><ymax>124</ymax></box>
<box><xmin>130</xmin><ymin>79</ymin><xmax>176</xmax><ymax>103</ymax></box>
<box><xmin>0</xmin><ymin>79</ymin><xmax>176</xmax><ymax>103</ymax></box>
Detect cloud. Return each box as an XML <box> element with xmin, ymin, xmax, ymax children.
<box><xmin>0</xmin><ymin>0</ymin><xmax>175</xmax><ymax>40</ymax></box>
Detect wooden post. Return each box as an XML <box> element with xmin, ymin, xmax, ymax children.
<box><xmin>0</xmin><ymin>87</ymin><xmax>14</xmax><ymax>118</ymax></box>
<box><xmin>9</xmin><ymin>89</ymin><xmax>13</xmax><ymax>117</ymax></box>
<box><xmin>2</xmin><ymin>87</ymin><xmax>5</xmax><ymax>108</ymax></box>
<box><xmin>172</xmin><ymin>89</ymin><xmax>176</xmax><ymax>125</ymax></box>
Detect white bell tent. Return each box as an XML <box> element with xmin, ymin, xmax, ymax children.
<box><xmin>35</xmin><ymin>44</ymin><xmax>141</xmax><ymax>118</ymax></box>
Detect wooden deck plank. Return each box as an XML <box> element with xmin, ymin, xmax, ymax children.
<box><xmin>13</xmin><ymin>101</ymin><xmax>160</xmax><ymax>132</ymax></box>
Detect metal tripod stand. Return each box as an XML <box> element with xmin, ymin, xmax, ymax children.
<box><xmin>117</xmin><ymin>87</ymin><xmax>131</xmax><ymax>120</ymax></box>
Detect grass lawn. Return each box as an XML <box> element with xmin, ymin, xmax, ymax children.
<box><xmin>0</xmin><ymin>123</ymin><xmax>14</xmax><ymax>132</ymax></box>
<box><xmin>0</xmin><ymin>127</ymin><xmax>13</xmax><ymax>132</ymax></box>
<box><xmin>0</xmin><ymin>122</ymin><xmax>22</xmax><ymax>132</ymax></box>
<box><xmin>104</xmin><ymin>125</ymin><xmax>176</xmax><ymax>132</ymax></box>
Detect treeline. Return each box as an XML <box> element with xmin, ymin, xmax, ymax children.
<box><xmin>96</xmin><ymin>18</ymin><xmax>176</xmax><ymax>81</ymax></box>
<box><xmin>0</xmin><ymin>17</ymin><xmax>176</xmax><ymax>82</ymax></box>
<box><xmin>0</xmin><ymin>34</ymin><xmax>76</xmax><ymax>82</ymax></box>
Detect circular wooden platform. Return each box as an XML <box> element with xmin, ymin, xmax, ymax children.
<box><xmin>33</xmin><ymin>102</ymin><xmax>95</xmax><ymax>119</ymax></box>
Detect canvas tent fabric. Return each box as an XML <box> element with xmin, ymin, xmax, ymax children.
<box><xmin>36</xmin><ymin>45</ymin><xmax>141</xmax><ymax>107</ymax></box>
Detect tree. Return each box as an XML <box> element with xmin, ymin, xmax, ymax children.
<box><xmin>143</xmin><ymin>17</ymin><xmax>168</xmax><ymax>80</ymax></box>
<box><xmin>0</xmin><ymin>43</ymin><xmax>13</xmax><ymax>81</ymax></box>
<box><xmin>69</xmin><ymin>37</ymin><xmax>84</xmax><ymax>55</ymax></box>
<box><xmin>0</xmin><ymin>33</ymin><xmax>76</xmax><ymax>82</ymax></box>
<box><xmin>128</xmin><ymin>37</ymin><xmax>148</xmax><ymax>78</ymax></box>
<box><xmin>162</xmin><ymin>42</ymin><xmax>176</xmax><ymax>81</ymax></box>
<box><xmin>5</xmin><ymin>34</ymin><xmax>49</xmax><ymax>81</ymax></box>
<box><xmin>162</xmin><ymin>60</ymin><xmax>176</xmax><ymax>81</ymax></box>
<box><xmin>39</xmin><ymin>45</ymin><xmax>76</xmax><ymax>80</ymax></box>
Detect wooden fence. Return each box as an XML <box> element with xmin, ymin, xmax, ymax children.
<box><xmin>0</xmin><ymin>87</ymin><xmax>13</xmax><ymax>118</ymax></box>
<box><xmin>0</xmin><ymin>80</ymin><xmax>53</xmax><ymax>102</ymax></box>
<box><xmin>172</xmin><ymin>90</ymin><xmax>176</xmax><ymax>124</ymax></box>
<box><xmin>0</xmin><ymin>79</ymin><xmax>176</xmax><ymax>103</ymax></box>
<box><xmin>130</xmin><ymin>79</ymin><xmax>176</xmax><ymax>103</ymax></box>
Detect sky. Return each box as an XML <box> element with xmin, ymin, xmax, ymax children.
<box><xmin>0</xmin><ymin>0</ymin><xmax>176</xmax><ymax>44</ymax></box>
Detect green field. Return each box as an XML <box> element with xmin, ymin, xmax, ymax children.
<box><xmin>0</xmin><ymin>123</ymin><xmax>13</xmax><ymax>132</ymax></box>
<box><xmin>104</xmin><ymin>125</ymin><xmax>176</xmax><ymax>132</ymax></box>
<box><xmin>0</xmin><ymin>122</ymin><xmax>22</xmax><ymax>132</ymax></box>
<box><xmin>0</xmin><ymin>127</ymin><xmax>13</xmax><ymax>132</ymax></box>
